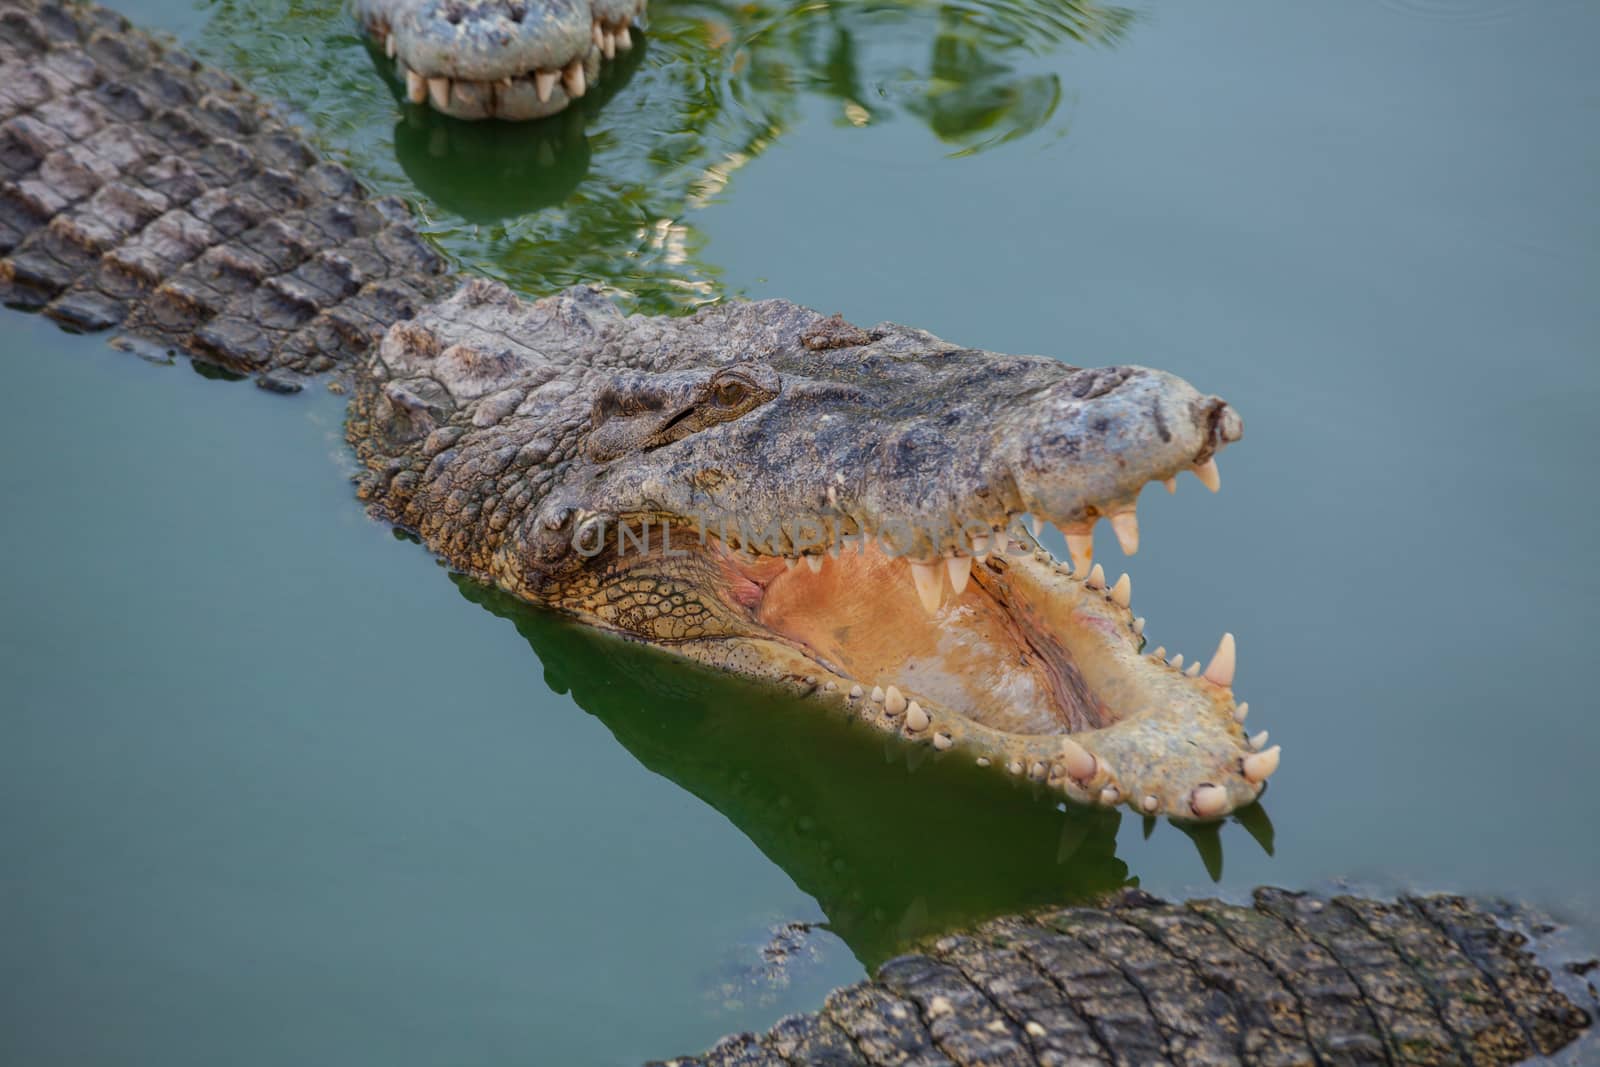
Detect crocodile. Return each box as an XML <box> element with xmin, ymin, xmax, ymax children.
<box><xmin>349</xmin><ymin>0</ymin><xmax>649</xmax><ymax>119</ymax></box>
<box><xmin>0</xmin><ymin>2</ymin><xmax>1590</xmax><ymax>1064</ymax></box>
<box><xmin>0</xmin><ymin>0</ymin><xmax>1270</xmax><ymax>821</ymax></box>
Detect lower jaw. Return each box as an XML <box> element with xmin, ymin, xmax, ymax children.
<box><xmin>605</xmin><ymin>532</ymin><xmax>1274</xmax><ymax>819</ymax></box>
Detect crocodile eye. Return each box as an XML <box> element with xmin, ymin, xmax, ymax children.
<box><xmin>714</xmin><ymin>381</ymin><xmax>748</xmax><ymax>407</ymax></box>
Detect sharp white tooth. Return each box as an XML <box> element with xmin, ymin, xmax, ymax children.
<box><xmin>563</xmin><ymin>58</ymin><xmax>585</xmax><ymax>97</ymax></box>
<box><xmin>1086</xmin><ymin>564</ymin><xmax>1106</xmax><ymax>590</ymax></box>
<box><xmin>1029</xmin><ymin>515</ymin><xmax>1044</xmax><ymax>538</ymax></box>
<box><xmin>385</xmin><ymin>33</ymin><xmax>397</xmax><ymax>58</ymax></box>
<box><xmin>1133</xmin><ymin>616</ymin><xmax>1146</xmax><ymax>635</ymax></box>
<box><xmin>1186</xmin><ymin>661</ymin><xmax>1202</xmax><ymax>677</ymax></box>
<box><xmin>1233</xmin><ymin>701</ymin><xmax>1249</xmax><ymax>723</ymax></box>
<box><xmin>848</xmin><ymin>684</ymin><xmax>863</xmax><ymax>699</ymax></box>
<box><xmin>616</xmin><ymin>24</ymin><xmax>632</xmax><ymax>49</ymax></box>
<box><xmin>1099</xmin><ymin>786</ymin><xmax>1120</xmax><ymax>805</ymax></box>
<box><xmin>1169</xmin><ymin>653</ymin><xmax>1184</xmax><ymax>669</ymax></box>
<box><xmin>1029</xmin><ymin>761</ymin><xmax>1047</xmax><ymax>780</ymax></box>
<box><xmin>884</xmin><ymin>685</ymin><xmax>907</xmax><ymax>715</ymax></box>
<box><xmin>535</xmin><ymin>68</ymin><xmax>559</xmax><ymax>102</ymax></box>
<box><xmin>910</xmin><ymin>561</ymin><xmax>943</xmax><ymax>613</ymax></box>
<box><xmin>1190</xmin><ymin>784</ymin><xmax>1228</xmax><ymax>817</ymax></box>
<box><xmin>427</xmin><ymin>76</ymin><xmax>451</xmax><ymax>110</ymax></box>
<box><xmin>933</xmin><ymin>732</ymin><xmax>952</xmax><ymax>750</ymax></box>
<box><xmin>783</xmin><ymin>557</ymin><xmax>796</xmax><ymax>571</ymax></box>
<box><xmin>1203</xmin><ymin>632</ymin><xmax>1236</xmax><ymax>687</ymax></box>
<box><xmin>602</xmin><ymin>29</ymin><xmax>616</xmax><ymax>59</ymax></box>
<box><xmin>1151</xmin><ymin>646</ymin><xmax>1166</xmax><ymax>661</ymax></box>
<box><xmin>976</xmin><ymin>756</ymin><xmax>990</xmax><ymax>767</ymax></box>
<box><xmin>905</xmin><ymin>701</ymin><xmax>929</xmax><ymax>732</ymax></box>
<box><xmin>1111</xmin><ymin>573</ymin><xmax>1131</xmax><ymax>608</ymax></box>
<box><xmin>1109</xmin><ymin>511</ymin><xmax>1140</xmax><ymax>555</ymax></box>
<box><xmin>1060</xmin><ymin>738</ymin><xmax>1096</xmax><ymax>781</ymax></box>
<box><xmin>1243</xmin><ymin>745</ymin><xmax>1281</xmax><ymax>783</ymax></box>
<box><xmin>1007</xmin><ymin>759</ymin><xmax>1023</xmax><ymax>775</ymax></box>
<box><xmin>1063</xmin><ymin>528</ymin><xmax>1094</xmax><ymax>575</ymax></box>
<box><xmin>1141</xmin><ymin>794</ymin><xmax>1160</xmax><ymax>813</ymax></box>
<box><xmin>1163</xmin><ymin>476</ymin><xmax>1177</xmax><ymax>494</ymax></box>
<box><xmin>804</xmin><ymin>554</ymin><xmax>823</xmax><ymax>573</ymax></box>
<box><xmin>1193</xmin><ymin>457</ymin><xmax>1221</xmax><ymax>492</ymax></box>
<box><xmin>405</xmin><ymin>68</ymin><xmax>427</xmax><ymax>102</ymax></box>
<box><xmin>946</xmin><ymin>555</ymin><xmax>973</xmax><ymax>595</ymax></box>
<box><xmin>1249</xmin><ymin>730</ymin><xmax>1269</xmax><ymax>751</ymax></box>
<box><xmin>969</xmin><ymin>532</ymin><xmax>990</xmax><ymax>560</ymax></box>
<box><xmin>870</xmin><ymin>686</ymin><xmax>885</xmax><ymax>703</ymax></box>
<box><xmin>592</xmin><ymin>21</ymin><xmax>605</xmax><ymax>48</ymax></box>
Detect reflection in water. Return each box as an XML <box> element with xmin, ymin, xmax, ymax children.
<box><xmin>197</xmin><ymin>0</ymin><xmax>1136</xmax><ymax>310</ymax></box>
<box><xmin>380</xmin><ymin>40</ymin><xmax>645</xmax><ymax>222</ymax></box>
<box><xmin>456</xmin><ymin>576</ymin><xmax>1264</xmax><ymax>969</ymax></box>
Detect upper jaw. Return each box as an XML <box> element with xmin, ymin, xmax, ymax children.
<box><xmin>354</xmin><ymin>0</ymin><xmax>646</xmax><ymax>120</ymax></box>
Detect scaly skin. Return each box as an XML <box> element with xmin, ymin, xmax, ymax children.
<box><xmin>349</xmin><ymin>0</ymin><xmax>648</xmax><ymax>119</ymax></box>
<box><xmin>654</xmin><ymin>889</ymin><xmax>1593</xmax><ymax>1067</ymax></box>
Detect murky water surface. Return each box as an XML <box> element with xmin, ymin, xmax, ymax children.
<box><xmin>2</xmin><ymin>0</ymin><xmax>1598</xmax><ymax>1063</ymax></box>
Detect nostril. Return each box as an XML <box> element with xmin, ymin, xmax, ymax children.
<box><xmin>1209</xmin><ymin>401</ymin><xmax>1243</xmax><ymax>445</ymax></box>
<box><xmin>508</xmin><ymin>3</ymin><xmax>526</xmax><ymax>22</ymax></box>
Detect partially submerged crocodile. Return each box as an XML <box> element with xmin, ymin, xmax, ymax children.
<box><xmin>655</xmin><ymin>889</ymin><xmax>1595</xmax><ymax>1067</ymax></box>
<box><xmin>0</xmin><ymin>0</ymin><xmax>1270</xmax><ymax>821</ymax></box>
<box><xmin>0</xmin><ymin>2</ymin><xmax>1590</xmax><ymax>1063</ymax></box>
<box><xmin>349</xmin><ymin>0</ymin><xmax>649</xmax><ymax>119</ymax></box>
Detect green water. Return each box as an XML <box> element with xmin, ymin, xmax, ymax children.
<box><xmin>3</xmin><ymin>0</ymin><xmax>1598</xmax><ymax>1063</ymax></box>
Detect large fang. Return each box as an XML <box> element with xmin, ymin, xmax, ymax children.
<box><xmin>1194</xmin><ymin>458</ymin><xmax>1222</xmax><ymax>492</ymax></box>
<box><xmin>562</xmin><ymin>59</ymin><xmax>586</xmax><ymax>98</ymax></box>
<box><xmin>1243</xmin><ymin>745</ymin><xmax>1281</xmax><ymax>783</ymax></box>
<box><xmin>535</xmin><ymin>69</ymin><xmax>559</xmax><ymax>102</ymax></box>
<box><xmin>427</xmin><ymin>76</ymin><xmax>450</xmax><ymax>111</ymax></box>
<box><xmin>905</xmin><ymin>701</ymin><xmax>929</xmax><ymax>732</ymax></box>
<box><xmin>1109</xmin><ymin>511</ymin><xmax>1140</xmax><ymax>555</ymax></box>
<box><xmin>405</xmin><ymin>68</ymin><xmax>427</xmax><ymax>103</ymax></box>
<box><xmin>1203</xmin><ymin>632</ymin><xmax>1236</xmax><ymax>687</ymax></box>
<box><xmin>1085</xmin><ymin>564</ymin><xmax>1106</xmax><ymax>590</ymax></box>
<box><xmin>911</xmin><ymin>561</ymin><xmax>943</xmax><ymax>613</ymax></box>
<box><xmin>1190</xmin><ymin>784</ymin><xmax>1228</xmax><ymax>817</ymax></box>
<box><xmin>946</xmin><ymin>555</ymin><xmax>973</xmax><ymax>595</ymax></box>
<box><xmin>1110</xmin><ymin>573</ymin><xmax>1131</xmax><ymax>608</ymax></box>
<box><xmin>1064</xmin><ymin>526</ymin><xmax>1094</xmax><ymax>575</ymax></box>
<box><xmin>1060</xmin><ymin>738</ymin><xmax>1096</xmax><ymax>781</ymax></box>
<box><xmin>616</xmin><ymin>25</ymin><xmax>632</xmax><ymax>49</ymax></box>
<box><xmin>385</xmin><ymin>33</ymin><xmax>397</xmax><ymax>58</ymax></box>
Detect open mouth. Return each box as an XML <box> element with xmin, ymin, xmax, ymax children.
<box><xmin>357</xmin><ymin>1</ymin><xmax>645</xmax><ymax>121</ymax></box>
<box><xmin>584</xmin><ymin>447</ymin><xmax>1277</xmax><ymax>821</ymax></box>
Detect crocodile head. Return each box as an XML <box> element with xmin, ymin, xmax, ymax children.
<box><xmin>351</xmin><ymin>280</ymin><xmax>1279</xmax><ymax>819</ymax></box>
<box><xmin>351</xmin><ymin>0</ymin><xmax>645</xmax><ymax>119</ymax></box>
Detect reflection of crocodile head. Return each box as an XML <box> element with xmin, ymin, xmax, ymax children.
<box><xmin>455</xmin><ymin>574</ymin><xmax>1138</xmax><ymax>968</ymax></box>
<box><xmin>382</xmin><ymin>36</ymin><xmax>644</xmax><ymax>222</ymax></box>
